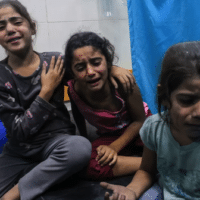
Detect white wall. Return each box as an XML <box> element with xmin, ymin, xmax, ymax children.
<box><xmin>0</xmin><ymin>0</ymin><xmax>132</xmax><ymax>70</ymax></box>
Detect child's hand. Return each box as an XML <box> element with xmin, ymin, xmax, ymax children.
<box><xmin>40</xmin><ymin>56</ymin><xmax>65</xmax><ymax>101</ymax></box>
<box><xmin>110</xmin><ymin>66</ymin><xmax>136</xmax><ymax>94</ymax></box>
<box><xmin>100</xmin><ymin>182</ymin><xmax>137</xmax><ymax>200</ymax></box>
<box><xmin>96</xmin><ymin>145</ymin><xmax>118</xmax><ymax>166</ymax></box>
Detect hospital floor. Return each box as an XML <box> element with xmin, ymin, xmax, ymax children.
<box><xmin>36</xmin><ymin>104</ymin><xmax>134</xmax><ymax>199</ymax></box>
<box><xmin>35</xmin><ymin>174</ymin><xmax>133</xmax><ymax>200</ymax></box>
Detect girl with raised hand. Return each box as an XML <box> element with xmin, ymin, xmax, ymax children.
<box><xmin>0</xmin><ymin>1</ymin><xmax>136</xmax><ymax>199</ymax></box>
<box><xmin>0</xmin><ymin>1</ymin><xmax>92</xmax><ymax>199</ymax></box>
<box><xmin>65</xmin><ymin>32</ymin><xmax>151</xmax><ymax>180</ymax></box>
<box><xmin>101</xmin><ymin>41</ymin><xmax>200</xmax><ymax>199</ymax></box>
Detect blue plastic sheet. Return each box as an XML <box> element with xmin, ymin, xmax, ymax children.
<box><xmin>0</xmin><ymin>120</ymin><xmax>7</xmax><ymax>153</ymax></box>
<box><xmin>127</xmin><ymin>0</ymin><xmax>200</xmax><ymax>113</ymax></box>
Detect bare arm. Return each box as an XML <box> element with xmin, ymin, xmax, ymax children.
<box><xmin>96</xmin><ymin>83</ymin><xmax>145</xmax><ymax>166</ymax></box>
<box><xmin>101</xmin><ymin>146</ymin><xmax>157</xmax><ymax>200</ymax></box>
<box><xmin>110</xmin><ymin>65</ymin><xmax>136</xmax><ymax>93</ymax></box>
<box><xmin>109</xmin><ymin>83</ymin><xmax>145</xmax><ymax>153</ymax></box>
<box><xmin>126</xmin><ymin>146</ymin><xmax>157</xmax><ymax>198</ymax></box>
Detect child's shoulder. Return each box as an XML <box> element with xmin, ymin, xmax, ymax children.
<box><xmin>144</xmin><ymin>112</ymin><xmax>165</xmax><ymax>123</ymax></box>
<box><xmin>140</xmin><ymin>112</ymin><xmax>169</xmax><ymax>151</ymax></box>
<box><xmin>40</xmin><ymin>52</ymin><xmax>62</xmax><ymax>60</ymax></box>
<box><xmin>41</xmin><ymin>51</ymin><xmax>61</xmax><ymax>57</ymax></box>
<box><xmin>141</xmin><ymin>112</ymin><xmax>168</xmax><ymax>133</ymax></box>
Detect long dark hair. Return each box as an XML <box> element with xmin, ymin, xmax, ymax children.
<box><xmin>64</xmin><ymin>31</ymin><xmax>116</xmax><ymax>81</ymax></box>
<box><xmin>157</xmin><ymin>41</ymin><xmax>200</xmax><ymax>114</ymax></box>
<box><xmin>0</xmin><ymin>0</ymin><xmax>35</xmax><ymax>31</ymax></box>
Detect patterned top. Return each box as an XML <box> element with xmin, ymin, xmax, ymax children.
<box><xmin>0</xmin><ymin>52</ymin><xmax>75</xmax><ymax>149</ymax></box>
<box><xmin>67</xmin><ymin>79</ymin><xmax>131</xmax><ymax>135</ymax></box>
<box><xmin>140</xmin><ymin>113</ymin><xmax>200</xmax><ymax>200</ymax></box>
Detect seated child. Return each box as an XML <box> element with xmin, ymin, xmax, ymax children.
<box><xmin>64</xmin><ymin>32</ymin><xmax>151</xmax><ymax>180</ymax></box>
<box><xmin>0</xmin><ymin>1</ymin><xmax>134</xmax><ymax>199</ymax></box>
<box><xmin>101</xmin><ymin>41</ymin><xmax>200</xmax><ymax>199</ymax></box>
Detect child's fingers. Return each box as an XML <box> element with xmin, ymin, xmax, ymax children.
<box><xmin>57</xmin><ymin>59</ymin><xmax>64</xmax><ymax>74</ymax></box>
<box><xmin>101</xmin><ymin>155</ymin><xmax>113</xmax><ymax>166</ymax></box>
<box><xmin>112</xmin><ymin>192</ymin><xmax>120</xmax><ymax>200</ymax></box>
<box><xmin>110</xmin><ymin>77</ymin><xmax>118</xmax><ymax>89</ymax></box>
<box><xmin>49</xmin><ymin>56</ymin><xmax>56</xmax><ymax>70</ymax></box>
<box><xmin>42</xmin><ymin>61</ymin><xmax>47</xmax><ymax>75</ymax></box>
<box><xmin>96</xmin><ymin>149</ymin><xmax>105</xmax><ymax>161</ymax></box>
<box><xmin>109</xmin><ymin>154</ymin><xmax>117</xmax><ymax>166</ymax></box>
<box><xmin>98</xmin><ymin>153</ymin><xmax>110</xmax><ymax>165</ymax></box>
<box><xmin>54</xmin><ymin>56</ymin><xmax>62</xmax><ymax>71</ymax></box>
<box><xmin>97</xmin><ymin>145</ymin><xmax>103</xmax><ymax>152</ymax></box>
<box><xmin>104</xmin><ymin>191</ymin><xmax>111</xmax><ymax>200</ymax></box>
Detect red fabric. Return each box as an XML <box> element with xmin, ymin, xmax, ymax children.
<box><xmin>86</xmin><ymin>134</ymin><xmax>144</xmax><ymax>180</ymax></box>
<box><xmin>86</xmin><ymin>107</ymin><xmax>152</xmax><ymax>180</ymax></box>
<box><xmin>68</xmin><ymin>80</ymin><xmax>153</xmax><ymax>179</ymax></box>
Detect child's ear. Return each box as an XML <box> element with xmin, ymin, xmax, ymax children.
<box><xmin>31</xmin><ymin>21</ymin><xmax>37</xmax><ymax>35</ymax></box>
<box><xmin>157</xmin><ymin>84</ymin><xmax>170</xmax><ymax>108</ymax></box>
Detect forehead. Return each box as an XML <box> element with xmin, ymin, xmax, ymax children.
<box><xmin>73</xmin><ymin>46</ymin><xmax>103</xmax><ymax>60</ymax></box>
<box><xmin>0</xmin><ymin>6</ymin><xmax>21</xmax><ymax>21</ymax></box>
<box><xmin>172</xmin><ymin>76</ymin><xmax>200</xmax><ymax>95</ymax></box>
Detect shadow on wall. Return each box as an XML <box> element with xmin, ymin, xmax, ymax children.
<box><xmin>0</xmin><ymin>121</ymin><xmax>7</xmax><ymax>153</ymax></box>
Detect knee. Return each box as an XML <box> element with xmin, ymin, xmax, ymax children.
<box><xmin>65</xmin><ymin>136</ymin><xmax>92</xmax><ymax>167</ymax></box>
<box><xmin>72</xmin><ymin>136</ymin><xmax>92</xmax><ymax>162</ymax></box>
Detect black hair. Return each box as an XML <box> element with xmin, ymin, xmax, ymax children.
<box><xmin>64</xmin><ymin>31</ymin><xmax>116</xmax><ymax>81</ymax></box>
<box><xmin>157</xmin><ymin>41</ymin><xmax>200</xmax><ymax>115</ymax></box>
<box><xmin>0</xmin><ymin>0</ymin><xmax>36</xmax><ymax>32</ymax></box>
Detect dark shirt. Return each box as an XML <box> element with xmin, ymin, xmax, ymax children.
<box><xmin>0</xmin><ymin>52</ymin><xmax>75</xmax><ymax>149</ymax></box>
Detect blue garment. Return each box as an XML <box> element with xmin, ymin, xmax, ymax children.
<box><xmin>140</xmin><ymin>113</ymin><xmax>200</xmax><ymax>199</ymax></box>
<box><xmin>127</xmin><ymin>0</ymin><xmax>200</xmax><ymax>113</ymax></box>
<box><xmin>0</xmin><ymin>120</ymin><xmax>6</xmax><ymax>153</ymax></box>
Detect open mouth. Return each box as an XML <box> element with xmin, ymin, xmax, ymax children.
<box><xmin>87</xmin><ymin>78</ymin><xmax>101</xmax><ymax>84</ymax></box>
<box><xmin>7</xmin><ymin>37</ymin><xmax>21</xmax><ymax>43</ymax></box>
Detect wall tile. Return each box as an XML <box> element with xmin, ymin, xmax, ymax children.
<box><xmin>98</xmin><ymin>0</ymin><xmax>128</xmax><ymax>20</ymax></box>
<box><xmin>46</xmin><ymin>0</ymin><xmax>99</xmax><ymax>22</ymax></box>
<box><xmin>20</xmin><ymin>0</ymin><xmax>47</xmax><ymax>23</ymax></box>
<box><xmin>48</xmin><ymin>21</ymin><xmax>100</xmax><ymax>53</ymax></box>
<box><xmin>0</xmin><ymin>47</ymin><xmax>6</xmax><ymax>61</ymax></box>
<box><xmin>99</xmin><ymin>19</ymin><xmax>132</xmax><ymax>69</ymax></box>
<box><xmin>33</xmin><ymin>23</ymin><xmax>50</xmax><ymax>53</ymax></box>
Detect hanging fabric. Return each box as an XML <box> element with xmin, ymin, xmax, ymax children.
<box><xmin>127</xmin><ymin>0</ymin><xmax>200</xmax><ymax>113</ymax></box>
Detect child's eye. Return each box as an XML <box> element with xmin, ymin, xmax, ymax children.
<box><xmin>0</xmin><ymin>26</ymin><xmax>5</xmax><ymax>31</ymax></box>
<box><xmin>91</xmin><ymin>59</ymin><xmax>101</xmax><ymax>66</ymax></box>
<box><xmin>178</xmin><ymin>97</ymin><xmax>196</xmax><ymax>106</ymax></box>
<box><xmin>93</xmin><ymin>62</ymin><xmax>101</xmax><ymax>66</ymax></box>
<box><xmin>75</xmin><ymin>64</ymin><xmax>85</xmax><ymax>72</ymax></box>
<box><xmin>14</xmin><ymin>21</ymin><xmax>22</xmax><ymax>25</ymax></box>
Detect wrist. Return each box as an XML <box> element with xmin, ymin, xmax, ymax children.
<box><xmin>39</xmin><ymin>88</ymin><xmax>54</xmax><ymax>102</ymax></box>
<box><xmin>126</xmin><ymin>186</ymin><xmax>138</xmax><ymax>199</ymax></box>
<box><xmin>109</xmin><ymin>143</ymin><xmax>120</xmax><ymax>153</ymax></box>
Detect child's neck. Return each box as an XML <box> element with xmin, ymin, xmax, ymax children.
<box><xmin>171</xmin><ymin>127</ymin><xmax>194</xmax><ymax>146</ymax></box>
<box><xmin>76</xmin><ymin>82</ymin><xmax>120</xmax><ymax>111</ymax></box>
<box><xmin>7</xmin><ymin>47</ymin><xmax>40</xmax><ymax>76</ymax></box>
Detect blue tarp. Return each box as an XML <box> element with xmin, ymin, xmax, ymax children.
<box><xmin>127</xmin><ymin>0</ymin><xmax>200</xmax><ymax>113</ymax></box>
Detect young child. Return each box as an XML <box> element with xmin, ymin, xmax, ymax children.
<box><xmin>0</xmin><ymin>1</ymin><xmax>134</xmax><ymax>200</ymax></box>
<box><xmin>65</xmin><ymin>32</ymin><xmax>152</xmax><ymax>180</ymax></box>
<box><xmin>101</xmin><ymin>41</ymin><xmax>200</xmax><ymax>199</ymax></box>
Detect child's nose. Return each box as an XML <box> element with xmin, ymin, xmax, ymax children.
<box><xmin>6</xmin><ymin>23</ymin><xmax>16</xmax><ymax>34</ymax></box>
<box><xmin>193</xmin><ymin>101</ymin><xmax>200</xmax><ymax>118</ymax></box>
<box><xmin>86</xmin><ymin>65</ymin><xmax>95</xmax><ymax>76</ymax></box>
